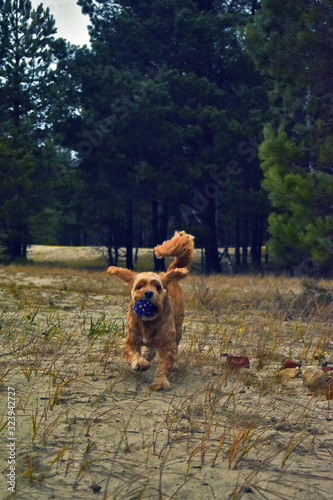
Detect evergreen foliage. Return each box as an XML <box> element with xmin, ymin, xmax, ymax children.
<box><xmin>69</xmin><ymin>0</ymin><xmax>268</xmax><ymax>271</ymax></box>
<box><xmin>246</xmin><ymin>0</ymin><xmax>333</xmax><ymax>273</ymax></box>
<box><xmin>0</xmin><ymin>0</ymin><xmax>60</xmax><ymax>257</ymax></box>
<box><xmin>5</xmin><ymin>1</ymin><xmax>328</xmax><ymax>274</ymax></box>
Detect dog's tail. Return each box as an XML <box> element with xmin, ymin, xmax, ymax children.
<box><xmin>154</xmin><ymin>231</ymin><xmax>194</xmax><ymax>271</ymax></box>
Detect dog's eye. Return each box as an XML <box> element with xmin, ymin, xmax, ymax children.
<box><xmin>155</xmin><ymin>284</ymin><xmax>162</xmax><ymax>292</ymax></box>
<box><xmin>136</xmin><ymin>285</ymin><xmax>142</xmax><ymax>290</ymax></box>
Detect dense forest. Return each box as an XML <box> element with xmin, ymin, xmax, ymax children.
<box><xmin>0</xmin><ymin>0</ymin><xmax>332</xmax><ymax>274</ymax></box>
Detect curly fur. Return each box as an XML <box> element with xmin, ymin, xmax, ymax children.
<box><xmin>107</xmin><ymin>231</ymin><xmax>194</xmax><ymax>390</ymax></box>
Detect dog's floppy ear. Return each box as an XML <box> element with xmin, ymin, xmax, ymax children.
<box><xmin>161</xmin><ymin>267</ymin><xmax>188</xmax><ymax>286</ymax></box>
<box><xmin>107</xmin><ymin>266</ymin><xmax>136</xmax><ymax>285</ymax></box>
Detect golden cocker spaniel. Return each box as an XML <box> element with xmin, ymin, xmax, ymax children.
<box><xmin>107</xmin><ymin>231</ymin><xmax>194</xmax><ymax>390</ymax></box>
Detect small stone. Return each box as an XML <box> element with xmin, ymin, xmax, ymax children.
<box><xmin>90</xmin><ymin>484</ymin><xmax>101</xmax><ymax>493</ymax></box>
<box><xmin>301</xmin><ymin>366</ymin><xmax>327</xmax><ymax>388</ymax></box>
<box><xmin>277</xmin><ymin>367</ymin><xmax>300</xmax><ymax>379</ymax></box>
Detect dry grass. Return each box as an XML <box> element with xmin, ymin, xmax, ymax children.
<box><xmin>0</xmin><ymin>247</ymin><xmax>332</xmax><ymax>499</ymax></box>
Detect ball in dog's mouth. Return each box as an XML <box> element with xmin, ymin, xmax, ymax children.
<box><xmin>133</xmin><ymin>300</ymin><xmax>157</xmax><ymax>318</ymax></box>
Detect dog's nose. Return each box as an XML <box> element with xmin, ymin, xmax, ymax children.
<box><xmin>144</xmin><ymin>290</ymin><xmax>154</xmax><ymax>300</ymax></box>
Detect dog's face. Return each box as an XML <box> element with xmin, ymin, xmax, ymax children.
<box><xmin>131</xmin><ymin>272</ymin><xmax>166</xmax><ymax>320</ymax></box>
<box><xmin>107</xmin><ymin>266</ymin><xmax>189</xmax><ymax>321</ymax></box>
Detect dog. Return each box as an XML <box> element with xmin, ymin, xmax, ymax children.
<box><xmin>107</xmin><ymin>231</ymin><xmax>194</xmax><ymax>390</ymax></box>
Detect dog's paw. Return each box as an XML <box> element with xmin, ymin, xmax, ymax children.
<box><xmin>142</xmin><ymin>347</ymin><xmax>156</xmax><ymax>362</ymax></box>
<box><xmin>131</xmin><ymin>357</ymin><xmax>150</xmax><ymax>371</ymax></box>
<box><xmin>150</xmin><ymin>376</ymin><xmax>171</xmax><ymax>391</ymax></box>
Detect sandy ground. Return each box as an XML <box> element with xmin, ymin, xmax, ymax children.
<box><xmin>27</xmin><ymin>245</ymin><xmax>110</xmax><ymax>264</ymax></box>
<box><xmin>0</xmin><ymin>252</ymin><xmax>332</xmax><ymax>499</ymax></box>
<box><xmin>27</xmin><ymin>244</ymin><xmax>203</xmax><ymax>269</ymax></box>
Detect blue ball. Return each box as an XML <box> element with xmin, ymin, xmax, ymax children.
<box><xmin>133</xmin><ymin>300</ymin><xmax>157</xmax><ymax>318</ymax></box>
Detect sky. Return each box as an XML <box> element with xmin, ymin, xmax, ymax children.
<box><xmin>30</xmin><ymin>0</ymin><xmax>91</xmax><ymax>46</ymax></box>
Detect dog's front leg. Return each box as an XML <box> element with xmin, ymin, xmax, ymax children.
<box><xmin>123</xmin><ymin>336</ymin><xmax>150</xmax><ymax>371</ymax></box>
<box><xmin>150</xmin><ymin>341</ymin><xmax>177</xmax><ymax>390</ymax></box>
<box><xmin>142</xmin><ymin>346</ymin><xmax>156</xmax><ymax>362</ymax></box>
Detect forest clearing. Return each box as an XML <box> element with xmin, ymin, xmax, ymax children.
<box><xmin>0</xmin><ymin>247</ymin><xmax>332</xmax><ymax>499</ymax></box>
<box><xmin>1</xmin><ymin>2</ymin><xmax>332</xmax><ymax>497</ymax></box>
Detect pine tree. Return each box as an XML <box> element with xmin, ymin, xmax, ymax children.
<box><xmin>0</xmin><ymin>0</ymin><xmax>57</xmax><ymax>257</ymax></box>
<box><xmin>246</xmin><ymin>0</ymin><xmax>333</xmax><ymax>273</ymax></box>
<box><xmin>73</xmin><ymin>0</ymin><xmax>268</xmax><ymax>271</ymax></box>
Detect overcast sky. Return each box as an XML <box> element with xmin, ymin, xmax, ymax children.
<box><xmin>30</xmin><ymin>0</ymin><xmax>90</xmax><ymax>46</ymax></box>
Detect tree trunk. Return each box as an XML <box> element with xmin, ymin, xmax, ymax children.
<box><xmin>152</xmin><ymin>200</ymin><xmax>166</xmax><ymax>272</ymax></box>
<box><xmin>152</xmin><ymin>200</ymin><xmax>159</xmax><ymax>243</ymax></box>
<box><xmin>107</xmin><ymin>218</ymin><xmax>115</xmax><ymax>265</ymax></box>
<box><xmin>8</xmin><ymin>227</ymin><xmax>28</xmax><ymax>259</ymax></box>
<box><xmin>242</xmin><ymin>217</ymin><xmax>249</xmax><ymax>270</ymax></box>
<box><xmin>10</xmin><ymin>238</ymin><xmax>23</xmax><ymax>259</ymax></box>
<box><xmin>107</xmin><ymin>246</ymin><xmax>113</xmax><ymax>266</ymax></box>
<box><xmin>202</xmin><ymin>199</ymin><xmax>220</xmax><ymax>273</ymax></box>
<box><xmin>235</xmin><ymin>217</ymin><xmax>241</xmax><ymax>272</ymax></box>
<box><xmin>158</xmin><ymin>204</ymin><xmax>168</xmax><ymax>271</ymax></box>
<box><xmin>160</xmin><ymin>204</ymin><xmax>168</xmax><ymax>243</ymax></box>
<box><xmin>251</xmin><ymin>215</ymin><xmax>263</xmax><ymax>267</ymax></box>
<box><xmin>134</xmin><ymin>223</ymin><xmax>143</xmax><ymax>263</ymax></box>
<box><xmin>126</xmin><ymin>199</ymin><xmax>133</xmax><ymax>269</ymax></box>
<box><xmin>251</xmin><ymin>217</ymin><xmax>258</xmax><ymax>267</ymax></box>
